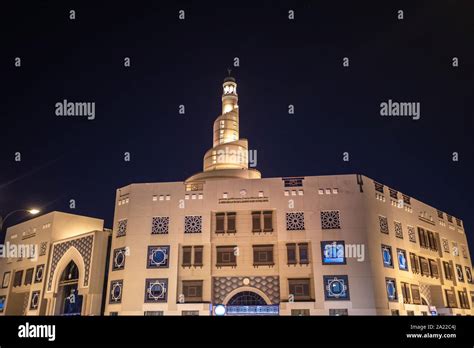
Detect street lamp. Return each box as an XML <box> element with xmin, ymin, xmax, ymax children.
<box><xmin>0</xmin><ymin>209</ymin><xmax>40</xmax><ymax>232</ymax></box>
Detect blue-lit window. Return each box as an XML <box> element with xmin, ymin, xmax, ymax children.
<box><xmin>381</xmin><ymin>245</ymin><xmax>393</xmax><ymax>268</ymax></box>
<box><xmin>321</xmin><ymin>241</ymin><xmax>346</xmax><ymax>265</ymax></box>
<box><xmin>397</xmin><ymin>249</ymin><xmax>408</xmax><ymax>271</ymax></box>
<box><xmin>109</xmin><ymin>280</ymin><xmax>123</xmax><ymax>304</ymax></box>
<box><xmin>112</xmin><ymin>248</ymin><xmax>126</xmax><ymax>271</ymax></box>
<box><xmin>147</xmin><ymin>246</ymin><xmax>170</xmax><ymax>268</ymax></box>
<box><xmin>385</xmin><ymin>277</ymin><xmax>398</xmax><ymax>301</ymax></box>
<box><xmin>145</xmin><ymin>278</ymin><xmax>168</xmax><ymax>303</ymax></box>
<box><xmin>0</xmin><ymin>295</ymin><xmax>5</xmax><ymax>313</ymax></box>
<box><xmin>323</xmin><ymin>275</ymin><xmax>350</xmax><ymax>300</ymax></box>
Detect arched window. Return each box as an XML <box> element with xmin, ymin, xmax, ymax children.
<box><xmin>60</xmin><ymin>261</ymin><xmax>79</xmax><ymax>282</ymax></box>
<box><xmin>227</xmin><ymin>291</ymin><xmax>266</xmax><ymax>306</ymax></box>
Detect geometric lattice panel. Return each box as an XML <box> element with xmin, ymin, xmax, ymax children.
<box><xmin>184</xmin><ymin>216</ymin><xmax>202</xmax><ymax>233</ymax></box>
<box><xmin>213</xmin><ymin>276</ymin><xmax>280</xmax><ymax>305</ymax></box>
<box><xmin>394</xmin><ymin>221</ymin><xmax>403</xmax><ymax>239</ymax></box>
<box><xmin>441</xmin><ymin>238</ymin><xmax>449</xmax><ymax>253</ymax></box>
<box><xmin>407</xmin><ymin>226</ymin><xmax>416</xmax><ymax>243</ymax></box>
<box><xmin>47</xmin><ymin>234</ymin><xmax>94</xmax><ymax>291</ymax></box>
<box><xmin>286</xmin><ymin>212</ymin><xmax>305</xmax><ymax>231</ymax></box>
<box><xmin>152</xmin><ymin>216</ymin><xmax>169</xmax><ymax>234</ymax></box>
<box><xmin>116</xmin><ymin>219</ymin><xmax>127</xmax><ymax>237</ymax></box>
<box><xmin>39</xmin><ymin>242</ymin><xmax>48</xmax><ymax>256</ymax></box>
<box><xmin>419</xmin><ymin>283</ymin><xmax>432</xmax><ymax>305</ymax></box>
<box><xmin>320</xmin><ymin>211</ymin><xmax>341</xmax><ymax>229</ymax></box>
<box><xmin>379</xmin><ymin>216</ymin><xmax>389</xmax><ymax>234</ymax></box>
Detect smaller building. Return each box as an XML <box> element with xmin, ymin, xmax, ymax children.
<box><xmin>0</xmin><ymin>211</ymin><xmax>110</xmax><ymax>316</ymax></box>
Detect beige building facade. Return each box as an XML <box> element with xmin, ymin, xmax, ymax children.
<box><xmin>104</xmin><ymin>77</ymin><xmax>474</xmax><ymax>316</ymax></box>
<box><xmin>1</xmin><ymin>77</ymin><xmax>472</xmax><ymax>316</ymax></box>
<box><xmin>0</xmin><ymin>212</ymin><xmax>110</xmax><ymax>316</ymax></box>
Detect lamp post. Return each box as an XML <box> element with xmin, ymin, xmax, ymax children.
<box><xmin>0</xmin><ymin>209</ymin><xmax>40</xmax><ymax>232</ymax></box>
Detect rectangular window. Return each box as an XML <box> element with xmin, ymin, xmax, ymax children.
<box><xmin>227</xmin><ymin>212</ymin><xmax>236</xmax><ymax>233</ymax></box>
<box><xmin>401</xmin><ymin>282</ymin><xmax>411</xmax><ymax>304</ymax></box>
<box><xmin>252</xmin><ymin>211</ymin><xmax>273</xmax><ymax>232</ymax></box>
<box><xmin>263</xmin><ymin>211</ymin><xmax>273</xmax><ymax>232</ymax></box>
<box><xmin>411</xmin><ymin>284</ymin><xmax>421</xmax><ymax>305</ymax></box>
<box><xmin>252</xmin><ymin>211</ymin><xmax>261</xmax><ymax>232</ymax></box>
<box><xmin>194</xmin><ymin>246</ymin><xmax>203</xmax><ymax>266</ymax></box>
<box><xmin>299</xmin><ymin>243</ymin><xmax>309</xmax><ymax>264</ymax></box>
<box><xmin>182</xmin><ymin>310</ymin><xmax>199</xmax><ymax>316</ymax></box>
<box><xmin>13</xmin><ymin>270</ymin><xmax>23</xmax><ymax>287</ymax></box>
<box><xmin>287</xmin><ymin>244</ymin><xmax>297</xmax><ymax>265</ymax></box>
<box><xmin>288</xmin><ymin>279</ymin><xmax>311</xmax><ymax>301</ymax></box>
<box><xmin>458</xmin><ymin>291</ymin><xmax>470</xmax><ymax>309</ymax></box>
<box><xmin>419</xmin><ymin>257</ymin><xmax>430</xmax><ymax>277</ymax></box>
<box><xmin>215</xmin><ymin>212</ymin><xmax>236</xmax><ymax>233</ymax></box>
<box><xmin>418</xmin><ymin>228</ymin><xmax>428</xmax><ymax>248</ymax></box>
<box><xmin>429</xmin><ymin>259</ymin><xmax>439</xmax><ymax>278</ymax></box>
<box><xmin>426</xmin><ymin>230</ymin><xmax>438</xmax><ymax>251</ymax></box>
<box><xmin>253</xmin><ymin>245</ymin><xmax>274</xmax><ymax>266</ymax></box>
<box><xmin>24</xmin><ymin>268</ymin><xmax>34</xmax><ymax>286</ymax></box>
<box><xmin>443</xmin><ymin>261</ymin><xmax>453</xmax><ymax>280</ymax></box>
<box><xmin>182</xmin><ymin>246</ymin><xmax>192</xmax><ymax>267</ymax></box>
<box><xmin>445</xmin><ymin>289</ymin><xmax>457</xmax><ymax>308</ymax></box>
<box><xmin>410</xmin><ymin>253</ymin><xmax>420</xmax><ymax>274</ymax></box>
<box><xmin>182</xmin><ymin>280</ymin><xmax>203</xmax><ymax>303</ymax></box>
<box><xmin>216</xmin><ymin>246</ymin><xmax>237</xmax><ymax>267</ymax></box>
<box><xmin>215</xmin><ymin>213</ymin><xmax>225</xmax><ymax>233</ymax></box>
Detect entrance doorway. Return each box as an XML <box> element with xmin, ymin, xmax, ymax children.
<box><xmin>56</xmin><ymin>260</ymin><xmax>83</xmax><ymax>316</ymax></box>
<box><xmin>224</xmin><ymin>291</ymin><xmax>279</xmax><ymax>316</ymax></box>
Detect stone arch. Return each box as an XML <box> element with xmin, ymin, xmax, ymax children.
<box><xmin>223</xmin><ymin>286</ymin><xmax>272</xmax><ymax>305</ymax></box>
<box><xmin>50</xmin><ymin>246</ymin><xmax>87</xmax><ymax>296</ymax></box>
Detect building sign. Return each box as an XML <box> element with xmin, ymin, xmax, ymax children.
<box><xmin>218</xmin><ymin>197</ymin><xmax>268</xmax><ymax>204</ymax></box>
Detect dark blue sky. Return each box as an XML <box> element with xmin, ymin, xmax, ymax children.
<box><xmin>1</xmin><ymin>1</ymin><xmax>473</xmax><ymax>251</ymax></box>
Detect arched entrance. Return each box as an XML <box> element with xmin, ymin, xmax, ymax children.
<box><xmin>56</xmin><ymin>260</ymin><xmax>83</xmax><ymax>316</ymax></box>
<box><xmin>221</xmin><ymin>289</ymin><xmax>279</xmax><ymax>316</ymax></box>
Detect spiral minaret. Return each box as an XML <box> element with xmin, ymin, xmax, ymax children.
<box><xmin>185</xmin><ymin>75</ymin><xmax>261</xmax><ymax>183</ymax></box>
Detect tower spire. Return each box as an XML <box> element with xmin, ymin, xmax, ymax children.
<box><xmin>185</xmin><ymin>75</ymin><xmax>261</xmax><ymax>182</ymax></box>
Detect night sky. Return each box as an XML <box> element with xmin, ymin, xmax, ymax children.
<box><xmin>1</xmin><ymin>1</ymin><xmax>473</xmax><ymax>251</ymax></box>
